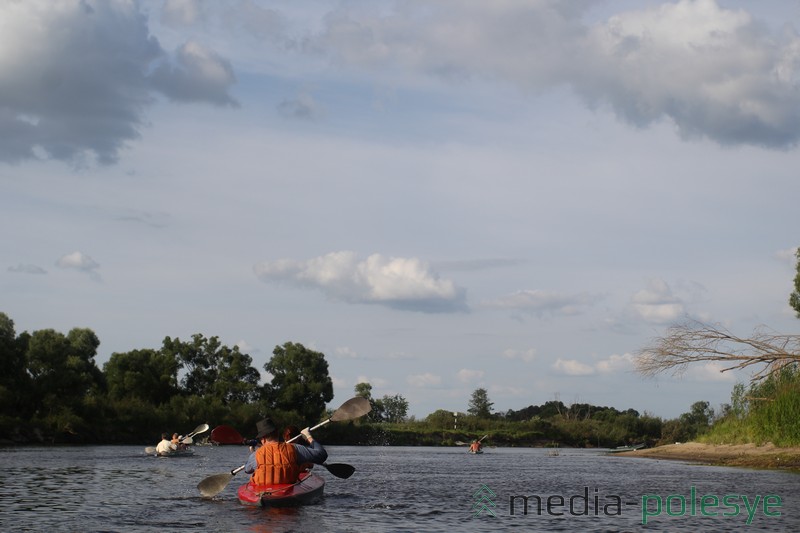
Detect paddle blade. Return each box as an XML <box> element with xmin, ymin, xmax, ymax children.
<box><xmin>330</xmin><ymin>397</ymin><xmax>371</xmax><ymax>422</ymax></box>
<box><xmin>323</xmin><ymin>462</ymin><xmax>355</xmax><ymax>479</ymax></box>
<box><xmin>144</xmin><ymin>447</ymin><xmax>156</xmax><ymax>454</ymax></box>
<box><xmin>192</xmin><ymin>423</ymin><xmax>210</xmax><ymax>436</ymax></box>
<box><xmin>197</xmin><ymin>473</ymin><xmax>235</xmax><ymax>498</ymax></box>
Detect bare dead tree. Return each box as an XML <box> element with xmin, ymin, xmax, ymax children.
<box><xmin>635</xmin><ymin>319</ymin><xmax>800</xmax><ymax>382</ymax></box>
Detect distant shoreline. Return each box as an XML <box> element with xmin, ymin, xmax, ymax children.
<box><xmin>615</xmin><ymin>442</ymin><xmax>800</xmax><ymax>472</ymax></box>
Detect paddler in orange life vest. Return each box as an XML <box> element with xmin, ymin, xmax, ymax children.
<box><xmin>243</xmin><ymin>417</ymin><xmax>328</xmax><ymax>486</ymax></box>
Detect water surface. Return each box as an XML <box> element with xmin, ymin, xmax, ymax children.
<box><xmin>0</xmin><ymin>445</ymin><xmax>796</xmax><ymax>532</ymax></box>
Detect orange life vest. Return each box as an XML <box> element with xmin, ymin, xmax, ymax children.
<box><xmin>250</xmin><ymin>442</ymin><xmax>300</xmax><ymax>486</ymax></box>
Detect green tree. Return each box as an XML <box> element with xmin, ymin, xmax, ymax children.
<box><xmin>161</xmin><ymin>334</ymin><xmax>261</xmax><ymax>404</ymax></box>
<box><xmin>104</xmin><ymin>348</ymin><xmax>179</xmax><ymax>404</ymax></box>
<box><xmin>263</xmin><ymin>342</ymin><xmax>334</xmax><ymax>422</ymax></box>
<box><xmin>0</xmin><ymin>313</ymin><xmax>31</xmax><ymax>421</ymax></box>
<box><xmin>467</xmin><ymin>387</ymin><xmax>493</xmax><ymax>418</ymax></box>
<box><xmin>790</xmin><ymin>247</ymin><xmax>800</xmax><ymax>318</ymax></box>
<box><xmin>354</xmin><ymin>382</ymin><xmax>384</xmax><ymax>422</ymax></box>
<box><xmin>381</xmin><ymin>394</ymin><xmax>409</xmax><ymax>423</ymax></box>
<box><xmin>25</xmin><ymin>327</ymin><xmax>105</xmax><ymax>435</ymax></box>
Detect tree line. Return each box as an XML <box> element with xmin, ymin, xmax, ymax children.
<box><xmin>3</xmin><ymin>242</ymin><xmax>798</xmax><ymax>450</ymax></box>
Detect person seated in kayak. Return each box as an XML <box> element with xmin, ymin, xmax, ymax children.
<box><xmin>469</xmin><ymin>440</ymin><xmax>482</xmax><ymax>453</ymax></box>
<box><xmin>283</xmin><ymin>425</ymin><xmax>314</xmax><ymax>472</ymax></box>
<box><xmin>244</xmin><ymin>417</ymin><xmax>327</xmax><ymax>486</ymax></box>
<box><xmin>171</xmin><ymin>432</ymin><xmax>188</xmax><ymax>450</ymax></box>
<box><xmin>156</xmin><ymin>432</ymin><xmax>177</xmax><ymax>454</ymax></box>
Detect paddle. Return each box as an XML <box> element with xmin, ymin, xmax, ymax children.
<box><xmin>145</xmin><ymin>423</ymin><xmax>210</xmax><ymax>454</ymax></box>
<box><xmin>197</xmin><ymin>397</ymin><xmax>370</xmax><ymax>498</ymax></box>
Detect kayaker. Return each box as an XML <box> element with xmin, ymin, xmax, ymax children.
<box><xmin>155</xmin><ymin>433</ymin><xmax>177</xmax><ymax>454</ymax></box>
<box><xmin>469</xmin><ymin>439</ymin><xmax>482</xmax><ymax>453</ymax></box>
<box><xmin>284</xmin><ymin>425</ymin><xmax>314</xmax><ymax>472</ymax></box>
<box><xmin>171</xmin><ymin>432</ymin><xmax>188</xmax><ymax>450</ymax></box>
<box><xmin>244</xmin><ymin>417</ymin><xmax>328</xmax><ymax>486</ymax></box>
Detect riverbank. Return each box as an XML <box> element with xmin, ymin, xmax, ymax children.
<box><xmin>616</xmin><ymin>442</ymin><xmax>800</xmax><ymax>471</ymax></box>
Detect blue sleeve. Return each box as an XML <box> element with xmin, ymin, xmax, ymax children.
<box><xmin>244</xmin><ymin>450</ymin><xmax>257</xmax><ymax>474</ymax></box>
<box><xmin>293</xmin><ymin>440</ymin><xmax>328</xmax><ymax>465</ymax></box>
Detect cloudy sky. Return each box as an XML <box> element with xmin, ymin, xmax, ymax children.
<box><xmin>2</xmin><ymin>0</ymin><xmax>798</xmax><ymax>420</ymax></box>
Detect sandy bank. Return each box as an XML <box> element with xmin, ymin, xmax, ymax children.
<box><xmin>616</xmin><ymin>442</ymin><xmax>800</xmax><ymax>471</ymax></box>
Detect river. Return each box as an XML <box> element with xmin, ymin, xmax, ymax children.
<box><xmin>0</xmin><ymin>444</ymin><xmax>796</xmax><ymax>532</ymax></box>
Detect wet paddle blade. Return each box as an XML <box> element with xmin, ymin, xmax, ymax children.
<box><xmin>197</xmin><ymin>472</ymin><xmax>235</xmax><ymax>498</ymax></box>
<box><xmin>323</xmin><ymin>462</ymin><xmax>355</xmax><ymax>479</ymax></box>
<box><xmin>329</xmin><ymin>397</ymin><xmax>371</xmax><ymax>422</ymax></box>
<box><xmin>144</xmin><ymin>447</ymin><xmax>156</xmax><ymax>454</ymax></box>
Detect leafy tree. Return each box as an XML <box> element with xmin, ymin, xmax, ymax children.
<box><xmin>381</xmin><ymin>394</ymin><xmax>409</xmax><ymax>423</ymax></box>
<box><xmin>354</xmin><ymin>382</ymin><xmax>385</xmax><ymax>422</ymax></box>
<box><xmin>104</xmin><ymin>348</ymin><xmax>179</xmax><ymax>404</ymax></box>
<box><xmin>0</xmin><ymin>313</ymin><xmax>30</xmax><ymax>420</ymax></box>
<box><xmin>263</xmin><ymin>342</ymin><xmax>334</xmax><ymax>422</ymax></box>
<box><xmin>25</xmin><ymin>327</ymin><xmax>104</xmax><ymax>434</ymax></box>
<box><xmin>791</xmin><ymin>247</ymin><xmax>800</xmax><ymax>318</ymax></box>
<box><xmin>467</xmin><ymin>387</ymin><xmax>493</xmax><ymax>418</ymax></box>
<box><xmin>354</xmin><ymin>382</ymin><xmax>373</xmax><ymax>399</ymax></box>
<box><xmin>161</xmin><ymin>334</ymin><xmax>260</xmax><ymax>404</ymax></box>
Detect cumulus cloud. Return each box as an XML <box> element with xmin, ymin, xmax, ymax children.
<box><xmin>312</xmin><ymin>0</ymin><xmax>800</xmax><ymax>149</ymax></box>
<box><xmin>150</xmin><ymin>40</ymin><xmax>239</xmax><ymax>106</ymax></box>
<box><xmin>595</xmin><ymin>353</ymin><xmax>635</xmax><ymax>374</ymax></box>
<box><xmin>456</xmin><ymin>368</ymin><xmax>484</xmax><ymax>383</ymax></box>
<box><xmin>631</xmin><ymin>279</ymin><xmax>686</xmax><ymax>324</ymax></box>
<box><xmin>8</xmin><ymin>264</ymin><xmax>47</xmax><ymax>274</ymax></box>
<box><xmin>254</xmin><ymin>251</ymin><xmax>467</xmax><ymax>313</ymax></box>
<box><xmin>484</xmin><ymin>289</ymin><xmax>601</xmax><ymax>317</ymax></box>
<box><xmin>407</xmin><ymin>372</ymin><xmax>441</xmax><ymax>387</ymax></box>
<box><xmin>0</xmin><ymin>0</ymin><xmax>237</xmax><ymax>166</ymax></box>
<box><xmin>56</xmin><ymin>251</ymin><xmax>100</xmax><ymax>280</ymax></box>
<box><xmin>552</xmin><ymin>358</ymin><xmax>595</xmax><ymax>376</ymax></box>
<box><xmin>502</xmin><ymin>348</ymin><xmax>537</xmax><ymax>362</ymax></box>
<box><xmin>552</xmin><ymin>352</ymin><xmax>636</xmax><ymax>377</ymax></box>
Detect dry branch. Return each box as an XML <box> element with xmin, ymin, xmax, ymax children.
<box><xmin>634</xmin><ymin>319</ymin><xmax>800</xmax><ymax>381</ymax></box>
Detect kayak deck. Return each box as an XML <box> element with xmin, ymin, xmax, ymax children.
<box><xmin>237</xmin><ymin>472</ymin><xmax>325</xmax><ymax>507</ymax></box>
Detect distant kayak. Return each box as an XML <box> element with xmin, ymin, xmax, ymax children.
<box><xmin>155</xmin><ymin>447</ymin><xmax>195</xmax><ymax>458</ymax></box>
<box><xmin>210</xmin><ymin>425</ymin><xmax>244</xmax><ymax>445</ymax></box>
<box><xmin>237</xmin><ymin>472</ymin><xmax>325</xmax><ymax>507</ymax></box>
<box><xmin>608</xmin><ymin>443</ymin><xmax>645</xmax><ymax>453</ymax></box>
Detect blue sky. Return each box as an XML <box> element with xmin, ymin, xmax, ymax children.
<box><xmin>1</xmin><ymin>0</ymin><xmax>798</xmax><ymax>420</ymax></box>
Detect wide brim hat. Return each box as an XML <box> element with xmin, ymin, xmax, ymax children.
<box><xmin>255</xmin><ymin>417</ymin><xmax>276</xmax><ymax>439</ymax></box>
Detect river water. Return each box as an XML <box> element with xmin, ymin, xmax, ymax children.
<box><xmin>0</xmin><ymin>444</ymin><xmax>797</xmax><ymax>532</ymax></box>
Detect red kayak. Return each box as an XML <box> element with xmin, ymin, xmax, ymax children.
<box><xmin>237</xmin><ymin>472</ymin><xmax>325</xmax><ymax>507</ymax></box>
<box><xmin>210</xmin><ymin>425</ymin><xmax>244</xmax><ymax>445</ymax></box>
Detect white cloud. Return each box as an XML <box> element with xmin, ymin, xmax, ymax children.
<box><xmin>236</xmin><ymin>340</ymin><xmax>256</xmax><ymax>353</ymax></box>
<box><xmin>684</xmin><ymin>361</ymin><xmax>737</xmax><ymax>382</ymax></box>
<box><xmin>502</xmin><ymin>348</ymin><xmax>537</xmax><ymax>362</ymax></box>
<box><xmin>776</xmin><ymin>247</ymin><xmax>798</xmax><ymax>267</ymax></box>
<box><xmin>56</xmin><ymin>251</ymin><xmax>100</xmax><ymax>272</ymax></box>
<box><xmin>313</xmin><ymin>0</ymin><xmax>800</xmax><ymax>148</ymax></box>
<box><xmin>407</xmin><ymin>372</ymin><xmax>441</xmax><ymax>387</ymax></box>
<box><xmin>631</xmin><ymin>279</ymin><xmax>685</xmax><ymax>324</ymax></box>
<box><xmin>595</xmin><ymin>353</ymin><xmax>635</xmax><ymax>374</ymax></box>
<box><xmin>456</xmin><ymin>369</ymin><xmax>484</xmax><ymax>383</ymax></box>
<box><xmin>254</xmin><ymin>251</ymin><xmax>467</xmax><ymax>313</ymax></box>
<box><xmin>552</xmin><ymin>358</ymin><xmax>595</xmax><ymax>376</ymax></box>
<box><xmin>150</xmin><ymin>40</ymin><xmax>238</xmax><ymax>106</ymax></box>
<box><xmin>0</xmin><ymin>0</ymin><xmax>236</xmax><ymax>165</ymax></box>
<box><xmin>336</xmin><ymin>346</ymin><xmax>359</xmax><ymax>358</ymax></box>
<box><xmin>356</xmin><ymin>375</ymin><xmax>388</xmax><ymax>388</ymax></box>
